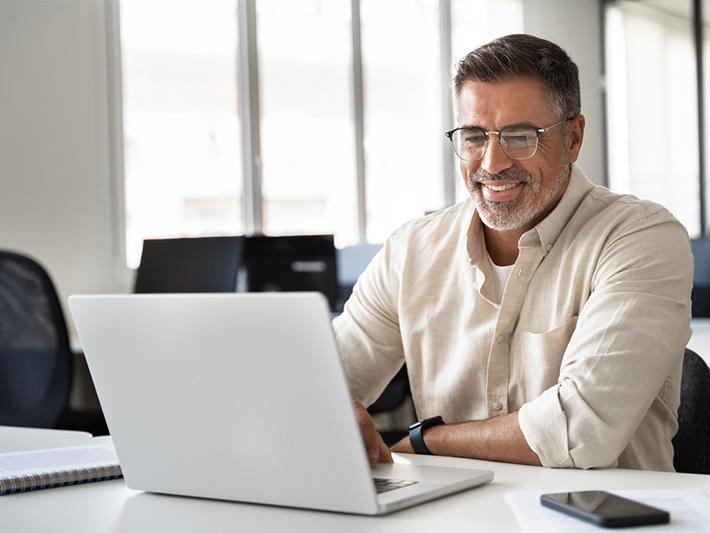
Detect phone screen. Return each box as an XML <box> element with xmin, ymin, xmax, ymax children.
<box><xmin>541</xmin><ymin>491</ymin><xmax>670</xmax><ymax>527</ymax></box>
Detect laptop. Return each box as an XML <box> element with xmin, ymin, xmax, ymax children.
<box><xmin>68</xmin><ymin>293</ymin><xmax>493</xmax><ymax>515</ymax></box>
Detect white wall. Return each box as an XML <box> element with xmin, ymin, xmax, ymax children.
<box><xmin>0</xmin><ymin>0</ymin><xmax>607</xmax><ymax>320</ymax></box>
<box><xmin>524</xmin><ymin>0</ymin><xmax>606</xmax><ymax>185</ymax></box>
<box><xmin>0</xmin><ymin>0</ymin><xmax>126</xmax><ymax>323</ymax></box>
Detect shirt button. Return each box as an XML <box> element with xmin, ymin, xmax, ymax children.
<box><xmin>492</xmin><ymin>401</ymin><xmax>502</xmax><ymax>411</ymax></box>
<box><xmin>545</xmin><ymin>243</ymin><xmax>552</xmax><ymax>251</ymax></box>
<box><xmin>496</xmin><ymin>333</ymin><xmax>507</xmax><ymax>344</ymax></box>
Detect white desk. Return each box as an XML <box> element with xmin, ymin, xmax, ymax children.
<box><xmin>2</xmin><ymin>427</ymin><xmax>710</xmax><ymax>532</ymax></box>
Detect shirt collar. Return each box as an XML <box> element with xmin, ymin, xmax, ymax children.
<box><xmin>465</xmin><ymin>162</ymin><xmax>595</xmax><ymax>264</ymax></box>
<box><xmin>529</xmin><ymin>163</ymin><xmax>595</xmax><ymax>252</ymax></box>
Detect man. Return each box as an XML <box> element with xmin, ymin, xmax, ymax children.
<box><xmin>332</xmin><ymin>34</ymin><xmax>692</xmax><ymax>471</ymax></box>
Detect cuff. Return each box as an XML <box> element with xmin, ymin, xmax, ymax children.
<box><xmin>518</xmin><ymin>385</ymin><xmax>574</xmax><ymax>468</ymax></box>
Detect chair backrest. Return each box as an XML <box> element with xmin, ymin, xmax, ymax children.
<box><xmin>672</xmin><ymin>348</ymin><xmax>710</xmax><ymax>474</ymax></box>
<box><xmin>0</xmin><ymin>250</ymin><xmax>72</xmax><ymax>427</ymax></box>
<box><xmin>134</xmin><ymin>236</ymin><xmax>244</xmax><ymax>293</ymax></box>
<box><xmin>335</xmin><ymin>243</ymin><xmax>383</xmax><ymax>312</ymax></box>
<box><xmin>691</xmin><ymin>239</ymin><xmax>710</xmax><ymax>317</ymax></box>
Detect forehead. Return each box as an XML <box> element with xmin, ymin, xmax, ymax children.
<box><xmin>455</xmin><ymin>77</ymin><xmax>554</xmax><ymax>127</ymax></box>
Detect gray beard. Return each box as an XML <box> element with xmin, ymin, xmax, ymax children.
<box><xmin>469</xmin><ymin>161</ymin><xmax>570</xmax><ymax>231</ymax></box>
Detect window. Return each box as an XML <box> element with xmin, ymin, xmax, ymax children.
<box><xmin>256</xmin><ymin>0</ymin><xmax>358</xmax><ymax>246</ymax></box>
<box><xmin>120</xmin><ymin>0</ymin><xmax>242</xmax><ymax>267</ymax></box>
<box><xmin>605</xmin><ymin>0</ymin><xmax>700</xmax><ymax>236</ymax></box>
<box><xmin>360</xmin><ymin>0</ymin><xmax>444</xmax><ymax>242</ymax></box>
<box><xmin>119</xmin><ymin>0</ymin><xmax>527</xmax><ymax>267</ymax></box>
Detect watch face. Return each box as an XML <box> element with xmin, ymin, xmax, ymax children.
<box><xmin>409</xmin><ymin>416</ymin><xmax>443</xmax><ymax>431</ymax></box>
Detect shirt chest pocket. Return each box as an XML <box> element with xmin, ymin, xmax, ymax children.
<box><xmin>511</xmin><ymin>316</ymin><xmax>578</xmax><ymax>400</ymax></box>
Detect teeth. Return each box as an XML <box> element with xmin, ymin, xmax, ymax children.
<box><xmin>484</xmin><ymin>183</ymin><xmax>520</xmax><ymax>192</ymax></box>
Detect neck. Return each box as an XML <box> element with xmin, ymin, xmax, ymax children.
<box><xmin>483</xmin><ymin>226</ymin><xmax>523</xmax><ymax>266</ymax></box>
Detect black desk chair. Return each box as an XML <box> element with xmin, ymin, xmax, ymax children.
<box><xmin>0</xmin><ymin>251</ymin><xmax>73</xmax><ymax>428</ymax></box>
<box><xmin>367</xmin><ymin>366</ymin><xmax>413</xmax><ymax>446</ymax></box>
<box><xmin>0</xmin><ymin>250</ymin><xmax>108</xmax><ymax>434</ymax></box>
<box><xmin>672</xmin><ymin>348</ymin><xmax>710</xmax><ymax>474</ymax></box>
<box><xmin>691</xmin><ymin>239</ymin><xmax>710</xmax><ymax>317</ymax></box>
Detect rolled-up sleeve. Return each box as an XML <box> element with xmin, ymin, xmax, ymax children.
<box><xmin>332</xmin><ymin>230</ymin><xmax>406</xmax><ymax>407</ymax></box>
<box><xmin>518</xmin><ymin>211</ymin><xmax>692</xmax><ymax>469</ymax></box>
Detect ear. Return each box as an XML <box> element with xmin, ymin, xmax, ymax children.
<box><xmin>566</xmin><ymin>114</ymin><xmax>585</xmax><ymax>163</ymax></box>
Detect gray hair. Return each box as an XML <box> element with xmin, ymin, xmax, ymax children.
<box><xmin>453</xmin><ymin>34</ymin><xmax>580</xmax><ymax>120</ymax></box>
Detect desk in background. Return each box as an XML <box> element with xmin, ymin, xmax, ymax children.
<box><xmin>2</xmin><ymin>427</ymin><xmax>710</xmax><ymax>533</ymax></box>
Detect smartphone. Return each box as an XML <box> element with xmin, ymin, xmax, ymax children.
<box><xmin>540</xmin><ymin>491</ymin><xmax>670</xmax><ymax>528</ymax></box>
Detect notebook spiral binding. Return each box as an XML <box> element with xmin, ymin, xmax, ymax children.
<box><xmin>0</xmin><ymin>464</ymin><xmax>123</xmax><ymax>495</ymax></box>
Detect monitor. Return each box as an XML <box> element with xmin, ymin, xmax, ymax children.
<box><xmin>243</xmin><ymin>235</ymin><xmax>338</xmax><ymax>311</ymax></box>
<box><xmin>134</xmin><ymin>236</ymin><xmax>244</xmax><ymax>293</ymax></box>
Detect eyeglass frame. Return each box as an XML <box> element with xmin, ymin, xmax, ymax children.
<box><xmin>444</xmin><ymin>116</ymin><xmax>576</xmax><ymax>162</ymax></box>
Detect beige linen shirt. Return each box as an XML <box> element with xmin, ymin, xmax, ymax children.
<box><xmin>333</xmin><ymin>164</ymin><xmax>692</xmax><ymax>471</ymax></box>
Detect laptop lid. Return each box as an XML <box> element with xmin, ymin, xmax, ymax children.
<box><xmin>69</xmin><ymin>293</ymin><xmax>379</xmax><ymax>514</ymax></box>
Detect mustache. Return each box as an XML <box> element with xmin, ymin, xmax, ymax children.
<box><xmin>472</xmin><ymin>168</ymin><xmax>532</xmax><ymax>183</ymax></box>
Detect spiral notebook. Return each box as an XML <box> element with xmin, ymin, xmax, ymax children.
<box><xmin>0</xmin><ymin>437</ymin><xmax>122</xmax><ymax>495</ymax></box>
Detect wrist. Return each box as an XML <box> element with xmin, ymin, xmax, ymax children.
<box><xmin>408</xmin><ymin>415</ymin><xmax>445</xmax><ymax>454</ymax></box>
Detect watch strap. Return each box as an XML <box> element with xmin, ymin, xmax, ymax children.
<box><xmin>408</xmin><ymin>415</ymin><xmax>444</xmax><ymax>454</ymax></box>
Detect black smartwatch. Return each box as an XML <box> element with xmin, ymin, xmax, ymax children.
<box><xmin>408</xmin><ymin>415</ymin><xmax>445</xmax><ymax>454</ymax></box>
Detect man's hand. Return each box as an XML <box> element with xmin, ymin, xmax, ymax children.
<box><xmin>352</xmin><ymin>400</ymin><xmax>393</xmax><ymax>464</ymax></box>
<box><xmin>390</xmin><ymin>435</ymin><xmax>413</xmax><ymax>454</ymax></box>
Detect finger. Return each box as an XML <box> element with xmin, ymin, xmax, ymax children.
<box><xmin>377</xmin><ymin>435</ymin><xmax>393</xmax><ymax>463</ymax></box>
<box><xmin>353</xmin><ymin>401</ymin><xmax>383</xmax><ymax>463</ymax></box>
<box><xmin>365</xmin><ymin>429</ymin><xmax>382</xmax><ymax>463</ymax></box>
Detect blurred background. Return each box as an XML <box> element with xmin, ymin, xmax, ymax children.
<box><xmin>0</xmin><ymin>0</ymin><xmax>706</xmax><ymax>307</ymax></box>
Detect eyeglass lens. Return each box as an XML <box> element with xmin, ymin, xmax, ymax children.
<box><xmin>452</xmin><ymin>126</ymin><xmax>539</xmax><ymax>161</ymax></box>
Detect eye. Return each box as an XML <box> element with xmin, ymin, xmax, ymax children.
<box><xmin>501</xmin><ymin>128</ymin><xmax>536</xmax><ymax>144</ymax></box>
<box><xmin>461</xmin><ymin>130</ymin><xmax>486</xmax><ymax>144</ymax></box>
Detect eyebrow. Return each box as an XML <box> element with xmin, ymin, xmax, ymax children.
<box><xmin>459</xmin><ymin>121</ymin><xmax>539</xmax><ymax>131</ymax></box>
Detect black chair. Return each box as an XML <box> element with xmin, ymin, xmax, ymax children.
<box><xmin>0</xmin><ymin>251</ymin><xmax>73</xmax><ymax>428</ymax></box>
<box><xmin>367</xmin><ymin>366</ymin><xmax>413</xmax><ymax>446</ymax></box>
<box><xmin>691</xmin><ymin>239</ymin><xmax>710</xmax><ymax>317</ymax></box>
<box><xmin>0</xmin><ymin>250</ymin><xmax>108</xmax><ymax>434</ymax></box>
<box><xmin>672</xmin><ymin>348</ymin><xmax>710</xmax><ymax>474</ymax></box>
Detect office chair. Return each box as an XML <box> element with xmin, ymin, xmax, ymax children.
<box><xmin>367</xmin><ymin>366</ymin><xmax>413</xmax><ymax>446</ymax></box>
<box><xmin>0</xmin><ymin>250</ymin><xmax>73</xmax><ymax>428</ymax></box>
<box><xmin>691</xmin><ymin>239</ymin><xmax>710</xmax><ymax>317</ymax></box>
<box><xmin>672</xmin><ymin>348</ymin><xmax>710</xmax><ymax>474</ymax></box>
<box><xmin>0</xmin><ymin>250</ymin><xmax>109</xmax><ymax>434</ymax></box>
<box><xmin>335</xmin><ymin>243</ymin><xmax>383</xmax><ymax>310</ymax></box>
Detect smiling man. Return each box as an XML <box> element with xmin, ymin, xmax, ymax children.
<box><xmin>333</xmin><ymin>34</ymin><xmax>693</xmax><ymax>471</ymax></box>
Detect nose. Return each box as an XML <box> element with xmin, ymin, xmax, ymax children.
<box><xmin>481</xmin><ymin>134</ymin><xmax>513</xmax><ymax>175</ymax></box>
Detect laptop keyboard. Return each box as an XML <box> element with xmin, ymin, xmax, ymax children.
<box><xmin>373</xmin><ymin>478</ymin><xmax>418</xmax><ymax>494</ymax></box>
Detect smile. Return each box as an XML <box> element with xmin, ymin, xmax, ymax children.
<box><xmin>478</xmin><ymin>180</ymin><xmax>526</xmax><ymax>203</ymax></box>
<box><xmin>484</xmin><ymin>183</ymin><xmax>521</xmax><ymax>192</ymax></box>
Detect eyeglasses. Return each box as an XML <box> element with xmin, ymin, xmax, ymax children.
<box><xmin>444</xmin><ymin>117</ymin><xmax>573</xmax><ymax>162</ymax></box>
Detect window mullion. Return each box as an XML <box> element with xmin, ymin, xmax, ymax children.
<box><xmin>351</xmin><ymin>0</ymin><xmax>367</xmax><ymax>242</ymax></box>
<box><xmin>439</xmin><ymin>0</ymin><xmax>455</xmax><ymax>207</ymax></box>
<box><xmin>237</xmin><ymin>0</ymin><xmax>263</xmax><ymax>235</ymax></box>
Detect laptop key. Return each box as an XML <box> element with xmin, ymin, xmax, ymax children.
<box><xmin>373</xmin><ymin>478</ymin><xmax>418</xmax><ymax>494</ymax></box>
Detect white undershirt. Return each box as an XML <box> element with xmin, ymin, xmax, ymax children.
<box><xmin>487</xmin><ymin>252</ymin><xmax>515</xmax><ymax>304</ymax></box>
